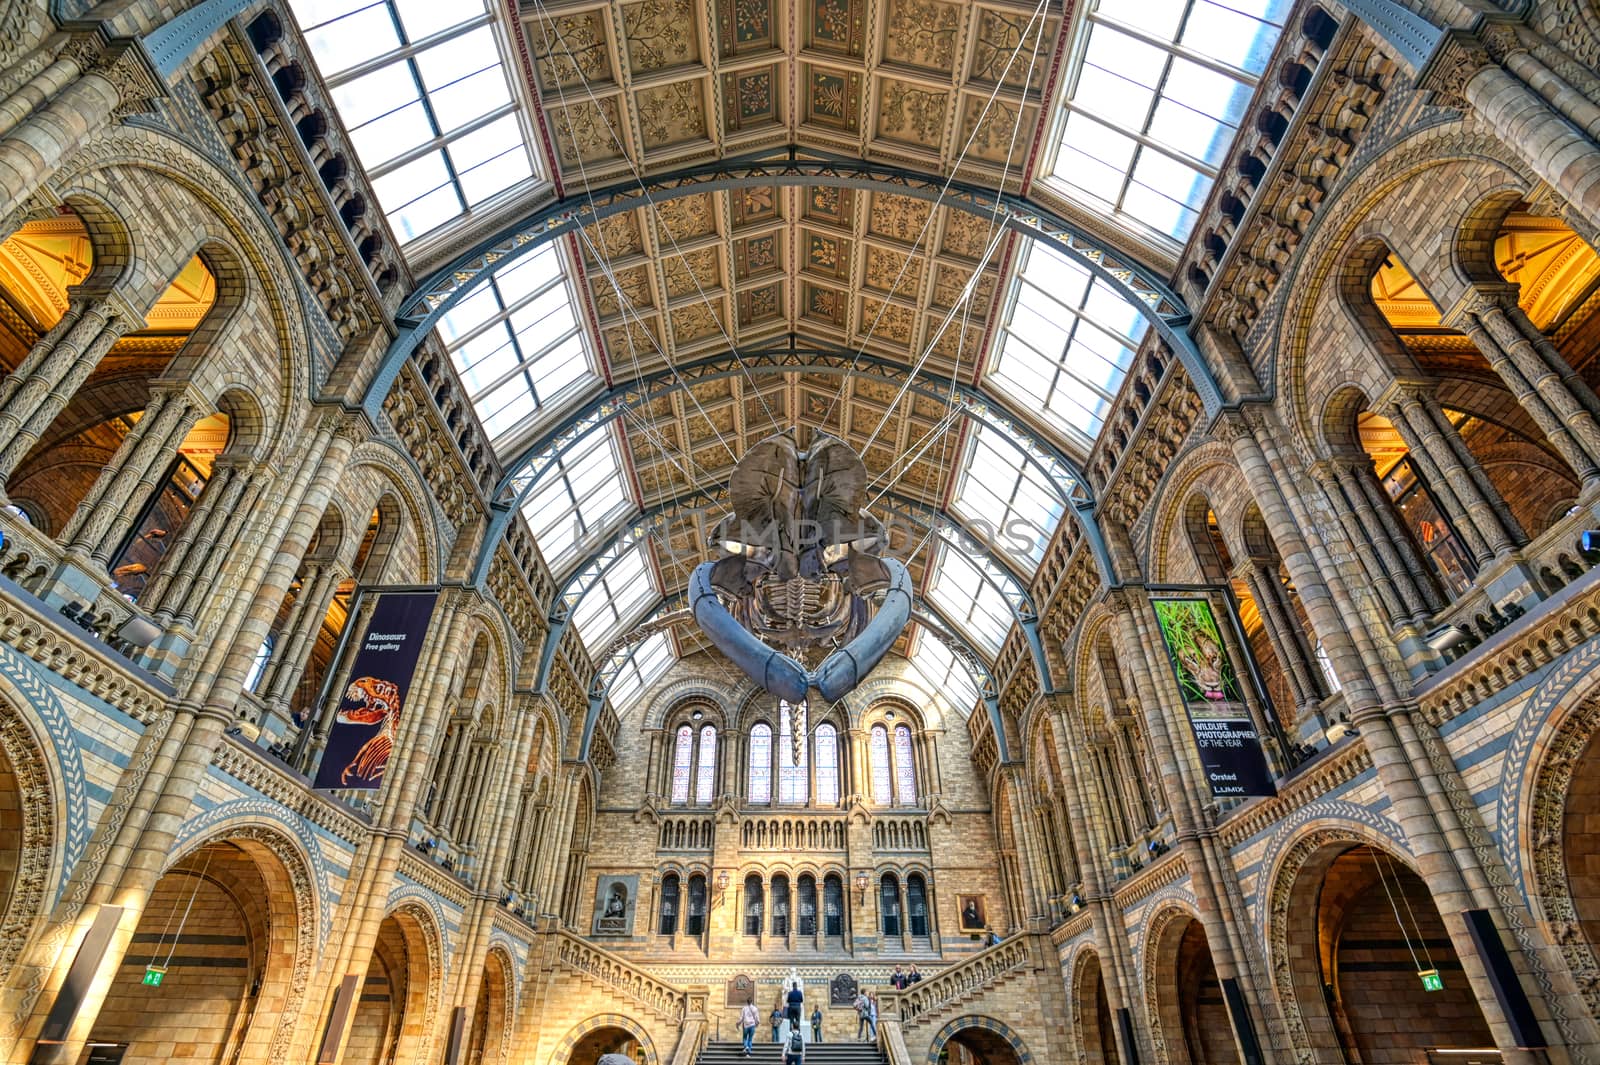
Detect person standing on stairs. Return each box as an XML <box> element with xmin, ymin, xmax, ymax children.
<box><xmin>741</xmin><ymin>1000</ymin><xmax>759</xmax><ymax>1056</ymax></box>
<box><xmin>783</xmin><ymin>1023</ymin><xmax>806</xmax><ymax>1065</ymax></box>
<box><xmin>811</xmin><ymin>1005</ymin><xmax>823</xmax><ymax>1042</ymax></box>
<box><xmin>785</xmin><ymin>980</ymin><xmax>804</xmax><ymax>1033</ymax></box>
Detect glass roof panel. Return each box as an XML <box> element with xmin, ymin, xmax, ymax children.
<box><xmin>906</xmin><ymin>634</ymin><xmax>982</xmax><ymax>717</ymax></box>
<box><xmin>1045</xmin><ymin>0</ymin><xmax>1288</xmax><ymax>244</ymax></box>
<box><xmin>288</xmin><ymin>0</ymin><xmax>540</xmax><ymax>245</ymax></box>
<box><xmin>439</xmin><ymin>243</ymin><xmax>601</xmax><ymax>448</ymax></box>
<box><xmin>926</xmin><ymin>543</ymin><xmax>1014</xmax><ymax>656</ymax></box>
<box><xmin>987</xmin><ymin>241</ymin><xmax>1145</xmax><ymax>446</ymax></box>
<box><xmin>950</xmin><ymin>424</ymin><xmax>1064</xmax><ymax>572</ymax></box>
<box><xmin>572</xmin><ymin>543</ymin><xmax>660</xmax><ymax>650</ymax></box>
<box><xmin>519</xmin><ymin>425</ymin><xmax>638</xmax><ymax>576</ymax></box>
<box><xmin>608</xmin><ymin>632</ymin><xmax>676</xmax><ymax>715</ymax></box>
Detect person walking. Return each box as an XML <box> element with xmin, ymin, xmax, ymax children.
<box><xmin>867</xmin><ymin>993</ymin><xmax>879</xmax><ymax>1040</ymax></box>
<box><xmin>783</xmin><ymin>1023</ymin><xmax>806</xmax><ymax>1065</ymax></box>
<box><xmin>811</xmin><ymin>1005</ymin><xmax>823</xmax><ymax>1042</ymax></box>
<box><xmin>740</xmin><ymin>1000</ymin><xmax>759</xmax><ymax>1056</ymax></box>
<box><xmin>771</xmin><ymin>999</ymin><xmax>783</xmax><ymax>1042</ymax></box>
<box><xmin>854</xmin><ymin>990</ymin><xmax>870</xmax><ymax>1040</ymax></box>
<box><xmin>785</xmin><ymin>980</ymin><xmax>804</xmax><ymax>1031</ymax></box>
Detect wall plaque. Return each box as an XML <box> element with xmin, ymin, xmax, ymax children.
<box><xmin>829</xmin><ymin>973</ymin><xmax>858</xmax><ymax>1007</ymax></box>
<box><xmin>725</xmin><ymin>973</ymin><xmax>755</xmax><ymax>1007</ymax></box>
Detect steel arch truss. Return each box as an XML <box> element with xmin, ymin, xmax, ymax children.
<box><xmin>364</xmin><ymin>159</ymin><xmax>1219</xmax><ymax>423</ymax></box>
<box><xmin>469</xmin><ymin>347</ymin><xmax>1108</xmax><ymax>588</ymax></box>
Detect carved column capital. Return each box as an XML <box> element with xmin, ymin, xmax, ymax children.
<box><xmin>92</xmin><ymin>39</ymin><xmax>166</xmax><ymax>119</ymax></box>
<box><xmin>1417</xmin><ymin>30</ymin><xmax>1491</xmax><ymax>111</ymax></box>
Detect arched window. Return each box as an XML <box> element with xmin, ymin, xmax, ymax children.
<box><xmin>908</xmin><ymin>874</ymin><xmax>929</xmax><ymax>937</ymax></box>
<box><xmin>778</xmin><ymin>700</ymin><xmax>808</xmax><ymax>804</ymax></box>
<box><xmin>880</xmin><ymin>874</ymin><xmax>901</xmax><ymax>937</ymax></box>
<box><xmin>244</xmin><ymin>634</ymin><xmax>274</xmax><ymax>693</ymax></box>
<box><xmin>869</xmin><ymin>725</ymin><xmax>893</xmax><ymax>805</ymax></box>
<box><xmin>670</xmin><ymin>725</ymin><xmax>693</xmax><ymax>805</ymax></box>
<box><xmin>824</xmin><ymin>874</ymin><xmax>844</xmax><ymax>937</ymax></box>
<box><xmin>772</xmin><ymin>874</ymin><xmax>790</xmax><ymax>937</ymax></box>
<box><xmin>695</xmin><ymin>725</ymin><xmax>717</xmax><ymax>804</ymax></box>
<box><xmin>798</xmin><ymin>875</ymin><xmax>818</xmax><ymax>936</ymax></box>
<box><xmin>748</xmin><ymin>723</ymin><xmax>772</xmax><ymax>804</ymax></box>
<box><xmin>894</xmin><ymin>724</ymin><xmax>917</xmax><ymax>805</ymax></box>
<box><xmin>686</xmin><ymin>874</ymin><xmax>706</xmax><ymax>936</ymax></box>
<box><xmin>815</xmin><ymin>723</ymin><xmax>840</xmax><ymax>806</ymax></box>
<box><xmin>658</xmin><ymin>873</ymin><xmax>679</xmax><ymax>936</ymax></box>
<box><xmin>744</xmin><ymin>875</ymin><xmax>764</xmax><ymax>936</ymax></box>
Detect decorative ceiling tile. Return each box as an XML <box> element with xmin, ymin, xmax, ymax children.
<box><xmin>969</xmin><ymin>8</ymin><xmax>1058</xmax><ymax>90</ymax></box>
<box><xmin>802</xmin><ymin>230</ymin><xmax>851</xmax><ymax>281</ymax></box>
<box><xmin>581</xmin><ymin>212</ymin><xmax>646</xmax><ymax>261</ymax></box>
<box><xmin>802</xmin><ymin>185</ymin><xmax>855</xmax><ymax>228</ymax></box>
<box><xmin>802</xmin><ymin>282</ymin><xmax>848</xmax><ymax>328</ymax></box>
<box><xmin>737</xmin><ymin>282</ymin><xmax>785</xmax><ymax>327</ymax></box>
<box><xmin>881</xmin><ymin>0</ymin><xmax>962</xmax><ymax>74</ymax></box>
<box><xmin>531</xmin><ymin>12</ymin><xmax>617</xmax><ymax>90</ymax></box>
<box><xmin>636</xmin><ymin>79</ymin><xmax>710</xmax><ymax>151</ymax></box>
<box><xmin>622</xmin><ymin>0</ymin><xmax>702</xmax><ymax>72</ymax></box>
<box><xmin>652</xmin><ymin>193</ymin><xmax>718</xmax><ymax>244</ymax></box>
<box><xmin>670</xmin><ymin>301</ymin><xmax>727</xmax><ymax>344</ymax></box>
<box><xmin>722</xmin><ymin>66</ymin><xmax>781</xmax><ymax>133</ymax></box>
<box><xmin>746</xmin><ymin>390</ymin><xmax>784</xmax><ymax>426</ymax></box>
<box><xmin>863</xmin><ymin>244</ymin><xmax>922</xmax><ymax>295</ymax></box>
<box><xmin>858</xmin><ymin>296</ymin><xmax>916</xmax><ymax>345</ymax></box>
<box><xmin>687</xmin><ymin>403</ymin><xmax>736</xmax><ymax>441</ymax></box>
<box><xmin>715</xmin><ymin>0</ymin><xmax>777</xmax><ymax>56</ymax></box>
<box><xmin>731</xmin><ymin>185</ymin><xmax>781</xmax><ymax>227</ymax></box>
<box><xmin>604</xmin><ymin>317</ymin><xmax>662</xmax><ymax>360</ymax></box>
<box><xmin>930</xmin><ymin>263</ymin><xmax>996</xmax><ymax>315</ymax></box>
<box><xmin>806</xmin><ymin>0</ymin><xmax>867</xmax><ymax>56</ymax></box>
<box><xmin>804</xmin><ymin>66</ymin><xmax>864</xmax><ymax>133</ymax></box>
<box><xmin>867</xmin><ymin>192</ymin><xmax>933</xmax><ymax>245</ymax></box>
<box><xmin>925</xmin><ymin>320</ymin><xmax>985</xmax><ymax>363</ymax></box>
<box><xmin>957</xmin><ymin>95</ymin><xmax>1039</xmax><ymax>165</ymax></box>
<box><xmin>732</xmin><ymin>232</ymin><xmax>782</xmax><ymax>280</ymax></box>
<box><xmin>939</xmin><ymin>209</ymin><xmax>1000</xmax><ymax>260</ymax></box>
<box><xmin>594</xmin><ymin>264</ymin><xmax>655</xmax><ymax>317</ymax></box>
<box><xmin>876</xmin><ymin>78</ymin><xmax>949</xmax><ymax>148</ymax></box>
<box><xmin>552</xmin><ymin>97</ymin><xmax>628</xmax><ymax>167</ymax></box>
<box><xmin>799</xmin><ymin>387</ymin><xmax>844</xmax><ymax>431</ymax></box>
<box><xmin>662</xmin><ymin>247</ymin><xmax>723</xmax><ymax>299</ymax></box>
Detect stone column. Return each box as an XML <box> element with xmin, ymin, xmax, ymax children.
<box><xmin>141</xmin><ymin>457</ymin><xmax>242</xmax><ymax>611</ymax></box>
<box><xmin>259</xmin><ymin>562</ymin><xmax>344</xmax><ymax>722</ymax></box>
<box><xmin>162</xmin><ymin>467</ymin><xmax>263</xmax><ymax>627</ymax></box>
<box><xmin>1238</xmin><ymin>558</ymin><xmax>1323</xmax><ymax>727</ymax></box>
<box><xmin>1377</xmin><ymin>383</ymin><xmax>1516</xmax><ymax>561</ymax></box>
<box><xmin>0</xmin><ymin>291</ymin><xmax>137</xmax><ymax>484</ymax></box>
<box><xmin>0</xmin><ymin>39</ymin><xmax>162</xmax><ymax>227</ymax></box>
<box><xmin>1448</xmin><ymin>288</ymin><xmax>1600</xmax><ymax>491</ymax></box>
<box><xmin>0</xmin><ymin>35</ymin><xmax>99</xmax><ymax>140</ymax></box>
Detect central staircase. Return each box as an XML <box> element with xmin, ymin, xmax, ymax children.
<box><xmin>697</xmin><ymin>1042</ymin><xmax>887</xmax><ymax>1064</ymax></box>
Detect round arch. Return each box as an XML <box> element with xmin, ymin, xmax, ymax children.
<box><xmin>553</xmin><ymin>1012</ymin><xmax>659</xmax><ymax>1065</ymax></box>
<box><xmin>924</xmin><ymin>1015</ymin><xmax>1034</xmax><ymax>1065</ymax></box>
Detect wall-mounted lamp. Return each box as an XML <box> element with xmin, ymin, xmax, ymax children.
<box><xmin>854</xmin><ymin>870</ymin><xmax>869</xmax><ymax>902</ymax></box>
<box><xmin>1068</xmin><ymin>893</ymin><xmax>1084</xmax><ymax>914</ymax></box>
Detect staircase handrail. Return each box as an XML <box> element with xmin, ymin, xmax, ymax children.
<box><xmin>896</xmin><ymin>935</ymin><xmax>1032</xmax><ymax>1022</ymax></box>
<box><xmin>553</xmin><ymin>928</ymin><xmax>689</xmax><ymax>1022</ymax></box>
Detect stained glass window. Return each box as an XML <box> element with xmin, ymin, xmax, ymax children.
<box><xmin>695</xmin><ymin>726</ymin><xmax>717</xmax><ymax>804</ymax></box>
<box><xmin>894</xmin><ymin>725</ymin><xmax>917</xmax><ymax>806</ymax></box>
<box><xmin>777</xmin><ymin>700</ymin><xmax>808</xmax><ymax>805</ymax></box>
<box><xmin>815</xmin><ymin>724</ymin><xmax>840</xmax><ymax>806</ymax></box>
<box><xmin>748</xmin><ymin>723</ymin><xmax>772</xmax><ymax>804</ymax></box>
<box><xmin>669</xmin><ymin>725</ymin><xmax>692</xmax><ymax>805</ymax></box>
<box><xmin>869</xmin><ymin>725</ymin><xmax>892</xmax><ymax>806</ymax></box>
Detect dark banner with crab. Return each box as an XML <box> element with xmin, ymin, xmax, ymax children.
<box><xmin>312</xmin><ymin>591</ymin><xmax>439</xmax><ymax>791</ymax></box>
<box><xmin>1151</xmin><ymin>596</ymin><xmax>1276</xmax><ymax>799</ymax></box>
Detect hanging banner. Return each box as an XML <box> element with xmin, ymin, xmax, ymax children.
<box><xmin>312</xmin><ymin>591</ymin><xmax>439</xmax><ymax>791</ymax></box>
<box><xmin>1150</xmin><ymin>596</ymin><xmax>1277</xmax><ymax>798</ymax></box>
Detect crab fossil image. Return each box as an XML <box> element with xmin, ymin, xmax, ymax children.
<box><xmin>690</xmin><ymin>432</ymin><xmax>912</xmax><ymax>704</ymax></box>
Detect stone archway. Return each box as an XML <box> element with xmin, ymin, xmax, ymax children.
<box><xmin>555</xmin><ymin>1013</ymin><xmax>658</xmax><ymax>1065</ymax></box>
<box><xmin>925</xmin><ymin>1016</ymin><xmax>1033</xmax><ymax>1065</ymax></box>
<box><xmin>1142</xmin><ymin>906</ymin><xmax>1232</xmax><ymax>1065</ymax></box>
<box><xmin>464</xmin><ymin>947</ymin><xmax>513</xmax><ymax>1065</ymax></box>
<box><xmin>346</xmin><ymin>906</ymin><xmax>442</xmax><ymax>1065</ymax></box>
<box><xmin>0</xmin><ymin>691</ymin><xmax>58</xmax><ymax>987</ymax></box>
<box><xmin>1070</xmin><ymin>949</ymin><xmax>1122</xmax><ymax>1065</ymax></box>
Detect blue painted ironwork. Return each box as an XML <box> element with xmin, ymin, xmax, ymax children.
<box><xmin>468</xmin><ymin>346</ymin><xmax>1111</xmax><ymax>587</ymax></box>
<box><xmin>140</xmin><ymin>0</ymin><xmax>256</xmax><ymax>77</ymax></box>
<box><xmin>1338</xmin><ymin>0</ymin><xmax>1444</xmax><ymax>70</ymax></box>
<box><xmin>362</xmin><ymin>159</ymin><xmax>1220</xmax><ymax>424</ymax></box>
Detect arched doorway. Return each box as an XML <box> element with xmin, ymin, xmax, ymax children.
<box><xmin>566</xmin><ymin>1025</ymin><xmax>644</xmax><ymax>1064</ymax></box>
<box><xmin>345</xmin><ymin>908</ymin><xmax>437</xmax><ymax>1065</ymax></box>
<box><xmin>1072</xmin><ymin>951</ymin><xmax>1121</xmax><ymax>1065</ymax></box>
<box><xmin>1274</xmin><ymin>838</ymin><xmax>1497</xmax><ymax>1063</ymax></box>
<box><xmin>82</xmin><ymin>834</ymin><xmax>306</xmax><ymax>1065</ymax></box>
<box><xmin>930</xmin><ymin>1017</ymin><xmax>1031</xmax><ymax>1065</ymax></box>
<box><xmin>464</xmin><ymin>948</ymin><xmax>511</xmax><ymax>1065</ymax></box>
<box><xmin>0</xmin><ymin>695</ymin><xmax>57</xmax><ymax>984</ymax></box>
<box><xmin>1147</xmin><ymin>910</ymin><xmax>1234</xmax><ymax>1065</ymax></box>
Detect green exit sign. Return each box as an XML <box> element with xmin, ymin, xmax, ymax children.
<box><xmin>1418</xmin><ymin>968</ymin><xmax>1443</xmax><ymax>992</ymax></box>
<box><xmin>142</xmin><ymin>966</ymin><xmax>165</xmax><ymax>987</ymax></box>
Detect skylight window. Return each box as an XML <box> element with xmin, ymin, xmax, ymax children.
<box><xmin>571</xmin><ymin>543</ymin><xmax>659</xmax><ymax>650</ymax></box>
<box><xmin>907</xmin><ymin>634</ymin><xmax>983</xmax><ymax>716</ymax></box>
<box><xmin>607</xmin><ymin>631</ymin><xmax>675</xmax><ymax>713</ymax></box>
<box><xmin>289</xmin><ymin>0</ymin><xmax>539</xmax><ymax>244</ymax></box>
<box><xmin>925</xmin><ymin>544</ymin><xmax>1014</xmax><ymax>657</ymax></box>
<box><xmin>438</xmin><ymin>243</ymin><xmax>599</xmax><ymax>447</ymax></box>
<box><xmin>520</xmin><ymin>426</ymin><xmax>636</xmax><ymax>576</ymax></box>
<box><xmin>1046</xmin><ymin>0</ymin><xmax>1288</xmax><ymax>243</ymax></box>
<box><xmin>988</xmin><ymin>240</ymin><xmax>1147</xmax><ymax>445</ymax></box>
<box><xmin>951</xmin><ymin>423</ymin><xmax>1066</xmax><ymax>571</ymax></box>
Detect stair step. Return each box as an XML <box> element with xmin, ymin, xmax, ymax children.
<box><xmin>698</xmin><ymin>1042</ymin><xmax>886</xmax><ymax>1064</ymax></box>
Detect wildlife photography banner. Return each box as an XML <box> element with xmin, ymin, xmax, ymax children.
<box><xmin>312</xmin><ymin>591</ymin><xmax>439</xmax><ymax>791</ymax></box>
<box><xmin>1150</xmin><ymin>595</ymin><xmax>1276</xmax><ymax>799</ymax></box>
